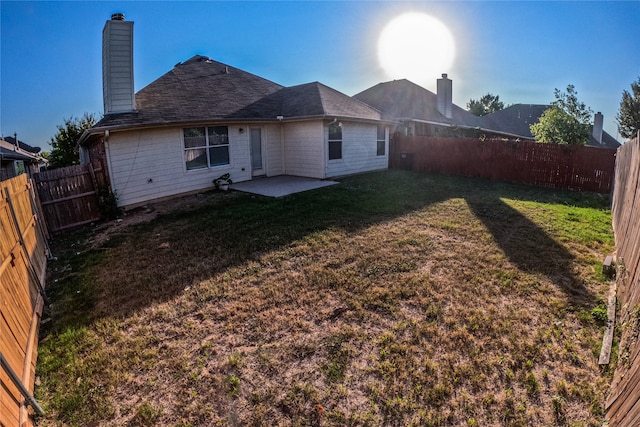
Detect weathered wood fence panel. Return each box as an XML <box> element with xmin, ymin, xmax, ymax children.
<box><xmin>391</xmin><ymin>136</ymin><xmax>616</xmax><ymax>193</ymax></box>
<box><xmin>1</xmin><ymin>173</ymin><xmax>48</xmax><ymax>427</ymax></box>
<box><xmin>607</xmin><ymin>132</ymin><xmax>640</xmax><ymax>426</ymax></box>
<box><xmin>32</xmin><ymin>163</ymin><xmax>103</xmax><ymax>233</ymax></box>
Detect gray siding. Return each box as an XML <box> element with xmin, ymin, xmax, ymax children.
<box><xmin>102</xmin><ymin>19</ymin><xmax>135</xmax><ymax>113</ymax></box>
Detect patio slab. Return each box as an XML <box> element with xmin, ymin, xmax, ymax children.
<box><xmin>229</xmin><ymin>175</ymin><xmax>339</xmax><ymax>198</ymax></box>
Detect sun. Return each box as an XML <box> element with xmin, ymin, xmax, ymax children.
<box><xmin>378</xmin><ymin>13</ymin><xmax>456</xmax><ymax>84</ymax></box>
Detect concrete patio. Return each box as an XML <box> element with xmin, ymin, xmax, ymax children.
<box><xmin>229</xmin><ymin>175</ymin><xmax>339</xmax><ymax>198</ymax></box>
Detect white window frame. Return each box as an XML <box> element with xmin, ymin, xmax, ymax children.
<box><xmin>328</xmin><ymin>122</ymin><xmax>342</xmax><ymax>161</ymax></box>
<box><xmin>183</xmin><ymin>126</ymin><xmax>230</xmax><ymax>171</ymax></box>
<box><xmin>377</xmin><ymin>125</ymin><xmax>387</xmax><ymax>156</ymax></box>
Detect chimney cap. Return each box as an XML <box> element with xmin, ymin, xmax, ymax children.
<box><xmin>111</xmin><ymin>13</ymin><xmax>125</xmax><ymax>21</ymax></box>
<box><xmin>441</xmin><ymin>73</ymin><xmax>448</xmax><ymax>79</ymax></box>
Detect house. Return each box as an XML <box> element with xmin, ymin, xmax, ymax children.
<box><xmin>482</xmin><ymin>105</ymin><xmax>621</xmax><ymax>148</ymax></box>
<box><xmin>354</xmin><ymin>76</ymin><xmax>526</xmax><ymax>140</ymax></box>
<box><xmin>0</xmin><ymin>136</ymin><xmax>45</xmax><ymax>181</ymax></box>
<box><xmin>355</xmin><ymin>77</ymin><xmax>620</xmax><ymax>148</ymax></box>
<box><xmin>79</xmin><ymin>14</ymin><xmax>390</xmax><ymax>208</ymax></box>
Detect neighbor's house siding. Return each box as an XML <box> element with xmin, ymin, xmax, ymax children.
<box><xmin>283</xmin><ymin>121</ymin><xmax>325</xmax><ymax>178</ymax></box>
<box><xmin>326</xmin><ymin>122</ymin><xmax>388</xmax><ymax>178</ymax></box>
<box><xmin>107</xmin><ymin>125</ymin><xmax>252</xmax><ymax>207</ymax></box>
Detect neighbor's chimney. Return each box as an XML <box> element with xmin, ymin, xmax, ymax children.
<box><xmin>103</xmin><ymin>13</ymin><xmax>135</xmax><ymax>114</ymax></box>
<box><xmin>437</xmin><ymin>73</ymin><xmax>453</xmax><ymax>119</ymax></box>
<box><xmin>592</xmin><ymin>112</ymin><xmax>604</xmax><ymax>144</ymax></box>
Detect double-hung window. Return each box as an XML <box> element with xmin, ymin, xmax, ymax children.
<box><xmin>328</xmin><ymin>122</ymin><xmax>342</xmax><ymax>160</ymax></box>
<box><xmin>183</xmin><ymin>126</ymin><xmax>230</xmax><ymax>170</ymax></box>
<box><xmin>377</xmin><ymin>125</ymin><xmax>386</xmax><ymax>156</ymax></box>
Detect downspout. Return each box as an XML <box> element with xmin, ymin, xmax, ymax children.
<box><xmin>277</xmin><ymin>116</ymin><xmax>285</xmax><ymax>175</ymax></box>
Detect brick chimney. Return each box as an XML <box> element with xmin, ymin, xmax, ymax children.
<box><xmin>437</xmin><ymin>73</ymin><xmax>452</xmax><ymax>119</ymax></box>
<box><xmin>103</xmin><ymin>13</ymin><xmax>135</xmax><ymax>114</ymax></box>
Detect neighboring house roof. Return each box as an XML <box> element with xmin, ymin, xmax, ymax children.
<box><xmin>3</xmin><ymin>136</ymin><xmax>41</xmax><ymax>153</ymax></box>
<box><xmin>590</xmin><ymin>131</ymin><xmax>620</xmax><ymax>149</ymax></box>
<box><xmin>88</xmin><ymin>55</ymin><xmax>383</xmax><ymax>137</ymax></box>
<box><xmin>354</xmin><ymin>81</ymin><xmax>621</xmax><ymax>147</ymax></box>
<box><xmin>482</xmin><ymin>104</ymin><xmax>549</xmax><ymax>139</ymax></box>
<box><xmin>353</xmin><ymin>79</ymin><xmax>485</xmax><ymax>129</ymax></box>
<box><xmin>483</xmin><ymin>104</ymin><xmax>621</xmax><ymax>148</ymax></box>
<box><xmin>0</xmin><ymin>138</ymin><xmax>42</xmax><ymax>162</ymax></box>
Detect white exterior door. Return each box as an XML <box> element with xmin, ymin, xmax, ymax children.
<box><xmin>250</xmin><ymin>128</ymin><xmax>265</xmax><ymax>177</ymax></box>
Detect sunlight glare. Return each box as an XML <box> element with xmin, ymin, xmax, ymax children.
<box><xmin>378</xmin><ymin>13</ymin><xmax>456</xmax><ymax>85</ymax></box>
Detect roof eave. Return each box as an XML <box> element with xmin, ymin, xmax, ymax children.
<box><xmin>79</xmin><ymin>114</ymin><xmax>395</xmax><ymax>142</ymax></box>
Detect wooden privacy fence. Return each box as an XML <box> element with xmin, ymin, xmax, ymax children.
<box><xmin>607</xmin><ymin>132</ymin><xmax>640</xmax><ymax>426</ymax></box>
<box><xmin>32</xmin><ymin>163</ymin><xmax>104</xmax><ymax>233</ymax></box>
<box><xmin>391</xmin><ymin>136</ymin><xmax>616</xmax><ymax>193</ymax></box>
<box><xmin>1</xmin><ymin>173</ymin><xmax>49</xmax><ymax>427</ymax></box>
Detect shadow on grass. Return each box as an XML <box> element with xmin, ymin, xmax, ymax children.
<box><xmin>45</xmin><ymin>170</ymin><xmax>605</xmax><ymax>328</ymax></box>
<box><xmin>465</xmin><ymin>196</ymin><xmax>592</xmax><ymax>304</ymax></box>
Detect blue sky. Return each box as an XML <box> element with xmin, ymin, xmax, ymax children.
<box><xmin>1</xmin><ymin>1</ymin><xmax>639</xmax><ymax>151</ymax></box>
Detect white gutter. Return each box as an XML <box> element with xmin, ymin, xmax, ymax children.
<box><xmin>78</xmin><ymin>114</ymin><xmax>396</xmax><ymax>146</ymax></box>
<box><xmin>278</xmin><ymin>116</ymin><xmax>285</xmax><ymax>175</ymax></box>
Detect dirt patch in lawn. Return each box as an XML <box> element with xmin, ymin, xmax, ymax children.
<box><xmin>88</xmin><ymin>190</ymin><xmax>231</xmax><ymax>248</ymax></box>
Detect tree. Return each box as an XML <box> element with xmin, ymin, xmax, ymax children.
<box><xmin>467</xmin><ymin>93</ymin><xmax>505</xmax><ymax>116</ymax></box>
<box><xmin>48</xmin><ymin>113</ymin><xmax>96</xmax><ymax>168</ymax></box>
<box><xmin>617</xmin><ymin>76</ymin><xmax>640</xmax><ymax>139</ymax></box>
<box><xmin>530</xmin><ymin>85</ymin><xmax>592</xmax><ymax>145</ymax></box>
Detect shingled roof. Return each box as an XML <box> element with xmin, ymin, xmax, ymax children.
<box><xmin>0</xmin><ymin>138</ymin><xmax>42</xmax><ymax>162</ymax></box>
<box><xmin>90</xmin><ymin>55</ymin><xmax>382</xmax><ymax>135</ymax></box>
<box><xmin>2</xmin><ymin>136</ymin><xmax>41</xmax><ymax>153</ymax></box>
<box><xmin>353</xmin><ymin>79</ymin><xmax>485</xmax><ymax>128</ymax></box>
<box><xmin>93</xmin><ymin>55</ymin><xmax>284</xmax><ymax>129</ymax></box>
<box><xmin>482</xmin><ymin>104</ymin><xmax>552</xmax><ymax>139</ymax></box>
<box><xmin>232</xmin><ymin>82</ymin><xmax>382</xmax><ymax>121</ymax></box>
<box><xmin>483</xmin><ymin>104</ymin><xmax>621</xmax><ymax>148</ymax></box>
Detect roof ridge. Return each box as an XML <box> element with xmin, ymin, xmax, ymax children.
<box><xmin>313</xmin><ymin>82</ymin><xmax>383</xmax><ymax>116</ymax></box>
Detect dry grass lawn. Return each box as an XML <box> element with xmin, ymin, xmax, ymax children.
<box><xmin>37</xmin><ymin>170</ymin><xmax>615</xmax><ymax>426</ymax></box>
